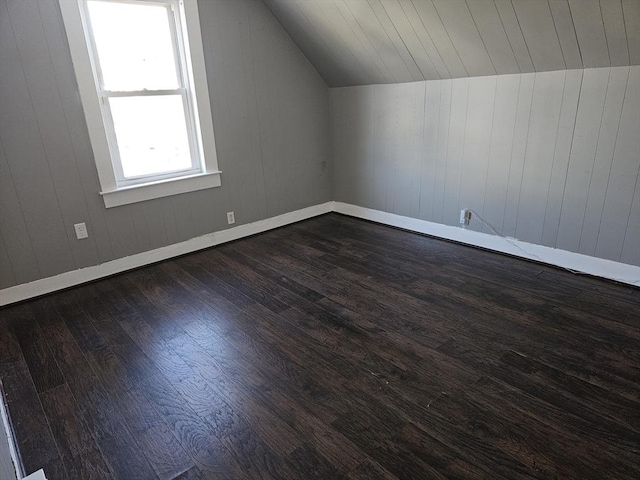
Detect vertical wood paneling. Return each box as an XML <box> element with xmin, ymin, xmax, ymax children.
<box><xmin>579</xmin><ymin>67</ymin><xmax>629</xmax><ymax>256</ymax></box>
<box><xmin>330</xmin><ymin>66</ymin><xmax>640</xmax><ymax>266</ymax></box>
<box><xmin>102</xmin><ymin>209</ymin><xmax>140</xmax><ymax>260</ymax></box>
<box><xmin>384</xmin><ymin>84</ymin><xmax>399</xmax><ymax>210</ymax></box>
<box><xmin>442</xmin><ymin>78</ymin><xmax>470</xmax><ymax>225</ymax></box>
<box><xmin>541</xmin><ymin>69</ymin><xmax>583</xmax><ymax>248</ymax></box>
<box><xmin>0</xmin><ymin>233</ymin><xmax>16</xmax><ymax>289</ymax></box>
<box><xmin>482</xmin><ymin>74</ymin><xmax>520</xmax><ymax>234</ymax></box>
<box><xmin>502</xmin><ymin>73</ymin><xmax>535</xmax><ymax>238</ymax></box>
<box><xmin>392</xmin><ymin>82</ymin><xmax>425</xmax><ymax>216</ymax></box>
<box><xmin>515</xmin><ymin>70</ymin><xmax>565</xmax><ymax>244</ymax></box>
<box><xmin>331</xmin><ymin>88</ymin><xmax>353</xmax><ymax>205</ymax></box>
<box><xmin>171</xmin><ymin>195</ymin><xmax>196</xmax><ymax>243</ymax></box>
<box><xmin>371</xmin><ymin>85</ymin><xmax>391</xmax><ymax>211</ymax></box>
<box><xmin>129</xmin><ymin>204</ymin><xmax>152</xmax><ymax>254</ymax></box>
<box><xmin>351</xmin><ymin>88</ymin><xmax>369</xmax><ymax>206</ymax></box>
<box><xmin>621</xmin><ymin>173</ymin><xmax>640</xmax><ymax>266</ymax></box>
<box><xmin>7</xmin><ymin>0</ymin><xmax>101</xmax><ymax>270</ymax></box>
<box><xmin>556</xmin><ymin>68</ymin><xmax>610</xmax><ymax>252</ymax></box>
<box><xmin>248</xmin><ymin>1</ymin><xmax>279</xmax><ymax>216</ymax></box>
<box><xmin>0</xmin><ymin>0</ymin><xmax>331</xmax><ymax>289</ymax></box>
<box><xmin>458</xmin><ymin>75</ymin><xmax>497</xmax><ymax>233</ymax></box>
<box><xmin>363</xmin><ymin>86</ymin><xmax>377</xmax><ymax>208</ymax></box>
<box><xmin>595</xmin><ymin>66</ymin><xmax>640</xmax><ymax>261</ymax></box>
<box><xmin>431</xmin><ymin>79</ymin><xmax>452</xmax><ymax>224</ymax></box>
<box><xmin>0</xmin><ymin>0</ymin><xmax>76</xmax><ymax>279</ymax></box>
<box><xmin>0</xmin><ymin>143</ymin><xmax>41</xmax><ymax>284</ymax></box>
<box><xmin>418</xmin><ymin>81</ymin><xmax>441</xmax><ymax>221</ymax></box>
<box><xmin>37</xmin><ymin>0</ymin><xmax>115</xmax><ymax>264</ymax></box>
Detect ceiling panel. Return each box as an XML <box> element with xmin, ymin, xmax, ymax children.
<box><xmin>511</xmin><ymin>0</ymin><xmax>565</xmax><ymax>71</ymax></box>
<box><xmin>263</xmin><ymin>0</ymin><xmax>640</xmax><ymax>87</ymax></box>
<box><xmin>432</xmin><ymin>0</ymin><xmax>496</xmax><ymax>76</ymax></box>
<box><xmin>569</xmin><ymin>0</ymin><xmax>611</xmax><ymax>67</ymax></box>
<box><xmin>622</xmin><ymin>0</ymin><xmax>640</xmax><ymax>64</ymax></box>
<box><xmin>410</xmin><ymin>0</ymin><xmax>467</xmax><ymax>77</ymax></box>
<box><xmin>380</xmin><ymin>0</ymin><xmax>440</xmax><ymax>80</ymax></box>
<box><xmin>548</xmin><ymin>0</ymin><xmax>583</xmax><ymax>69</ymax></box>
<box><xmin>494</xmin><ymin>0</ymin><xmax>535</xmax><ymax>73</ymax></box>
<box><xmin>466</xmin><ymin>0</ymin><xmax>520</xmax><ymax>74</ymax></box>
<box><xmin>601</xmin><ymin>0</ymin><xmax>630</xmax><ymax>66</ymax></box>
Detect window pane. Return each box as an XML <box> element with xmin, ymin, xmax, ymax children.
<box><xmin>87</xmin><ymin>0</ymin><xmax>179</xmax><ymax>91</ymax></box>
<box><xmin>109</xmin><ymin>95</ymin><xmax>194</xmax><ymax>179</ymax></box>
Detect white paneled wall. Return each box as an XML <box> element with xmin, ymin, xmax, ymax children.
<box><xmin>331</xmin><ymin>67</ymin><xmax>640</xmax><ymax>266</ymax></box>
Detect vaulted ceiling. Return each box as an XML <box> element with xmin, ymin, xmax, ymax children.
<box><xmin>263</xmin><ymin>0</ymin><xmax>640</xmax><ymax>87</ymax></box>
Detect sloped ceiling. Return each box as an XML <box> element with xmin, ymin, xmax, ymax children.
<box><xmin>263</xmin><ymin>0</ymin><xmax>640</xmax><ymax>87</ymax></box>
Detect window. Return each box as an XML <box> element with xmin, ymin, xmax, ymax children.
<box><xmin>60</xmin><ymin>0</ymin><xmax>221</xmax><ymax>208</ymax></box>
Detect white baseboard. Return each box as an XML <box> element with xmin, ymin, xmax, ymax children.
<box><xmin>1</xmin><ymin>199</ymin><xmax>637</xmax><ymax>306</ymax></box>
<box><xmin>23</xmin><ymin>470</ymin><xmax>46</xmax><ymax>480</ymax></box>
<box><xmin>333</xmin><ymin>202</ymin><xmax>640</xmax><ymax>287</ymax></box>
<box><xmin>0</xmin><ymin>202</ymin><xmax>333</xmax><ymax>306</ymax></box>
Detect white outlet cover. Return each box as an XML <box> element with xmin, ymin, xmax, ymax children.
<box><xmin>227</xmin><ymin>212</ymin><xmax>235</xmax><ymax>224</ymax></box>
<box><xmin>74</xmin><ymin>222</ymin><xmax>88</xmax><ymax>239</ymax></box>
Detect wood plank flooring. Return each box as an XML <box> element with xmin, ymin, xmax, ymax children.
<box><xmin>0</xmin><ymin>213</ymin><xmax>638</xmax><ymax>480</ymax></box>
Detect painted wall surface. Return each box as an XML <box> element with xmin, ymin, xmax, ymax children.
<box><xmin>331</xmin><ymin>66</ymin><xmax>640</xmax><ymax>266</ymax></box>
<box><xmin>0</xmin><ymin>0</ymin><xmax>331</xmax><ymax>288</ymax></box>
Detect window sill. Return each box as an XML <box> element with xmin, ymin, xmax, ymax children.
<box><xmin>100</xmin><ymin>171</ymin><xmax>221</xmax><ymax>208</ymax></box>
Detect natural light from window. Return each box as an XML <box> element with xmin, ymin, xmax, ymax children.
<box><xmin>87</xmin><ymin>0</ymin><xmax>194</xmax><ymax>180</ymax></box>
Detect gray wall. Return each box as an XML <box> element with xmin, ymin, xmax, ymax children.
<box><xmin>331</xmin><ymin>66</ymin><xmax>640</xmax><ymax>266</ymax></box>
<box><xmin>0</xmin><ymin>0</ymin><xmax>331</xmax><ymax>289</ymax></box>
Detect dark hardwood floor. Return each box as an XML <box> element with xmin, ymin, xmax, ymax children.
<box><xmin>1</xmin><ymin>213</ymin><xmax>639</xmax><ymax>480</ymax></box>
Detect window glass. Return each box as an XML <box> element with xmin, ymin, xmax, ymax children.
<box><xmin>109</xmin><ymin>95</ymin><xmax>192</xmax><ymax>178</ymax></box>
<box><xmin>87</xmin><ymin>0</ymin><xmax>179</xmax><ymax>91</ymax></box>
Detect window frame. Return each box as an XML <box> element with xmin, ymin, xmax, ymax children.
<box><xmin>59</xmin><ymin>0</ymin><xmax>221</xmax><ymax>208</ymax></box>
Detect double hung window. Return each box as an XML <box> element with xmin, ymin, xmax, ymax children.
<box><xmin>60</xmin><ymin>0</ymin><xmax>220</xmax><ymax>207</ymax></box>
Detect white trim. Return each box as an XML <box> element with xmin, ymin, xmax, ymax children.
<box><xmin>180</xmin><ymin>0</ymin><xmax>219</xmax><ymax>179</ymax></box>
<box><xmin>0</xmin><ymin>203</ymin><xmax>333</xmax><ymax>306</ymax></box>
<box><xmin>23</xmin><ymin>470</ymin><xmax>47</xmax><ymax>480</ymax></box>
<box><xmin>58</xmin><ymin>0</ymin><xmax>220</xmax><ymax>207</ymax></box>
<box><xmin>2</xmin><ymin>200</ymin><xmax>637</xmax><ymax>306</ymax></box>
<box><xmin>59</xmin><ymin>0</ymin><xmax>117</xmax><ymax>193</ymax></box>
<box><xmin>101</xmin><ymin>171</ymin><xmax>221</xmax><ymax>208</ymax></box>
<box><xmin>333</xmin><ymin>202</ymin><xmax>640</xmax><ymax>287</ymax></box>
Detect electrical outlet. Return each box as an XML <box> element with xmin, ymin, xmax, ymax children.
<box><xmin>227</xmin><ymin>211</ymin><xmax>235</xmax><ymax>225</ymax></box>
<box><xmin>74</xmin><ymin>222</ymin><xmax>89</xmax><ymax>239</ymax></box>
<box><xmin>460</xmin><ymin>209</ymin><xmax>471</xmax><ymax>226</ymax></box>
